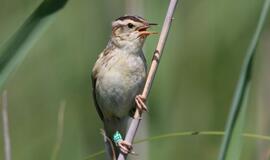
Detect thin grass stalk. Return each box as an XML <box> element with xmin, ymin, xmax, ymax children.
<box><xmin>218</xmin><ymin>0</ymin><xmax>270</xmax><ymax>159</ymax></box>
<box><xmin>86</xmin><ymin>130</ymin><xmax>270</xmax><ymax>160</ymax></box>
<box><xmin>117</xmin><ymin>0</ymin><xmax>179</xmax><ymax>159</ymax></box>
<box><xmin>1</xmin><ymin>91</ymin><xmax>12</xmax><ymax>160</ymax></box>
<box><xmin>51</xmin><ymin>101</ymin><xmax>66</xmax><ymax>160</ymax></box>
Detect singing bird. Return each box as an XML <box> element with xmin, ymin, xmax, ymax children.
<box><xmin>91</xmin><ymin>15</ymin><xmax>156</xmax><ymax>159</ymax></box>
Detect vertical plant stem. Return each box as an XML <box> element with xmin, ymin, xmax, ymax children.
<box><xmin>218</xmin><ymin>0</ymin><xmax>270</xmax><ymax>159</ymax></box>
<box><xmin>124</xmin><ymin>1</ymin><xmax>149</xmax><ymax>159</ymax></box>
<box><xmin>117</xmin><ymin>0</ymin><xmax>179</xmax><ymax>159</ymax></box>
<box><xmin>51</xmin><ymin>101</ymin><xmax>66</xmax><ymax>160</ymax></box>
<box><xmin>125</xmin><ymin>0</ymin><xmax>144</xmax><ymax>15</ymax></box>
<box><xmin>1</xmin><ymin>90</ymin><xmax>12</xmax><ymax>160</ymax></box>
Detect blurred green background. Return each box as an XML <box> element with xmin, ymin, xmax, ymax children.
<box><xmin>0</xmin><ymin>0</ymin><xmax>270</xmax><ymax>160</ymax></box>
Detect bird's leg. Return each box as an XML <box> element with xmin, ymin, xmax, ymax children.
<box><xmin>118</xmin><ymin>140</ymin><xmax>133</xmax><ymax>154</ymax></box>
<box><xmin>113</xmin><ymin>131</ymin><xmax>135</xmax><ymax>155</ymax></box>
<box><xmin>135</xmin><ymin>95</ymin><xmax>148</xmax><ymax>112</ymax></box>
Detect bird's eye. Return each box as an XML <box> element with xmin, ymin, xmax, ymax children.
<box><xmin>127</xmin><ymin>23</ymin><xmax>134</xmax><ymax>28</ymax></box>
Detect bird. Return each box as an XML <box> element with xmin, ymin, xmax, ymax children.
<box><xmin>91</xmin><ymin>15</ymin><xmax>156</xmax><ymax>159</ymax></box>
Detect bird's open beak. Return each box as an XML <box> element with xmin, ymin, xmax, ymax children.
<box><xmin>137</xmin><ymin>23</ymin><xmax>158</xmax><ymax>37</ymax></box>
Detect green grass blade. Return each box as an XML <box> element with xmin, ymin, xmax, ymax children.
<box><xmin>85</xmin><ymin>130</ymin><xmax>270</xmax><ymax>160</ymax></box>
<box><xmin>217</xmin><ymin>0</ymin><xmax>270</xmax><ymax>160</ymax></box>
<box><xmin>225</xmin><ymin>85</ymin><xmax>250</xmax><ymax>160</ymax></box>
<box><xmin>0</xmin><ymin>0</ymin><xmax>68</xmax><ymax>92</ymax></box>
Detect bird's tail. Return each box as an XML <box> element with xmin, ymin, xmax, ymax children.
<box><xmin>100</xmin><ymin>129</ymin><xmax>118</xmax><ymax>160</ymax></box>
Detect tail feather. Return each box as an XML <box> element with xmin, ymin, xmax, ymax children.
<box><xmin>101</xmin><ymin>129</ymin><xmax>118</xmax><ymax>160</ymax></box>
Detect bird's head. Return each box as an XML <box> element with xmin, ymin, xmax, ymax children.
<box><xmin>111</xmin><ymin>15</ymin><xmax>157</xmax><ymax>49</ymax></box>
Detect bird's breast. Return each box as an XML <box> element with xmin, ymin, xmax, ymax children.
<box><xmin>95</xmin><ymin>53</ymin><xmax>146</xmax><ymax>118</ymax></box>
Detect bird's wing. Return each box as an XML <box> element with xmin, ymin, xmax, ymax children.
<box><xmin>91</xmin><ymin>44</ymin><xmax>116</xmax><ymax>121</ymax></box>
<box><xmin>91</xmin><ymin>63</ymin><xmax>104</xmax><ymax>121</ymax></box>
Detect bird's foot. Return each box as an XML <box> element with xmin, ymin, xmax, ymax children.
<box><xmin>118</xmin><ymin>140</ymin><xmax>134</xmax><ymax>154</ymax></box>
<box><xmin>135</xmin><ymin>95</ymin><xmax>148</xmax><ymax>112</ymax></box>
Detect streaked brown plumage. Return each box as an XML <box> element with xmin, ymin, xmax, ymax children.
<box><xmin>91</xmin><ymin>15</ymin><xmax>156</xmax><ymax>159</ymax></box>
